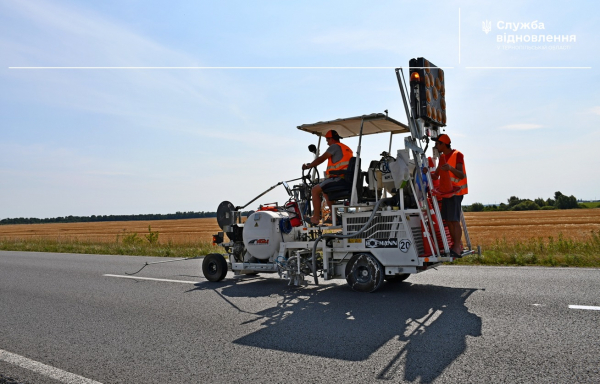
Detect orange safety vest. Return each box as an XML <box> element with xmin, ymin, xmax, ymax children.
<box><xmin>325</xmin><ymin>142</ymin><xmax>353</xmax><ymax>178</ymax></box>
<box><xmin>446</xmin><ymin>150</ymin><xmax>468</xmax><ymax>195</ymax></box>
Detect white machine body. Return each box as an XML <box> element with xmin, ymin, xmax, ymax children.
<box><xmin>243</xmin><ymin>210</ymin><xmax>296</xmax><ymax>260</ymax></box>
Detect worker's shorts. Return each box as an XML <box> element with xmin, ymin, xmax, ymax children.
<box><xmin>441</xmin><ymin>195</ymin><xmax>464</xmax><ymax>222</ymax></box>
<box><xmin>319</xmin><ymin>177</ymin><xmax>347</xmax><ymax>194</ymax></box>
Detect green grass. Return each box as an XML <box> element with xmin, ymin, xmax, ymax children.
<box><xmin>580</xmin><ymin>202</ymin><xmax>600</xmax><ymax>208</ymax></box>
<box><xmin>453</xmin><ymin>230</ymin><xmax>600</xmax><ymax>267</ymax></box>
<box><xmin>0</xmin><ymin>237</ymin><xmax>224</xmax><ymax>258</ymax></box>
<box><xmin>3</xmin><ymin>231</ymin><xmax>600</xmax><ymax>268</ymax></box>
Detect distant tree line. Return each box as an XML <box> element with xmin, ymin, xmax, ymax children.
<box><xmin>463</xmin><ymin>191</ymin><xmax>584</xmax><ymax>212</ymax></box>
<box><xmin>0</xmin><ymin>211</ymin><xmax>254</xmax><ymax>225</ymax></box>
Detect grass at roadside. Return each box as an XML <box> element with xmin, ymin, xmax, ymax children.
<box><xmin>453</xmin><ymin>230</ymin><xmax>600</xmax><ymax>267</ymax></box>
<box><xmin>2</xmin><ymin>231</ymin><xmax>600</xmax><ymax>268</ymax></box>
<box><xmin>0</xmin><ymin>237</ymin><xmax>224</xmax><ymax>258</ymax></box>
<box><xmin>580</xmin><ymin>202</ymin><xmax>600</xmax><ymax>208</ymax></box>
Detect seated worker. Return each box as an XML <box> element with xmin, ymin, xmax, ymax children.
<box><xmin>302</xmin><ymin>130</ymin><xmax>353</xmax><ymax>225</ymax></box>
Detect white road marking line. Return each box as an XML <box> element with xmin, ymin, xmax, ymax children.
<box><xmin>569</xmin><ymin>305</ymin><xmax>600</xmax><ymax>311</ymax></box>
<box><xmin>0</xmin><ymin>348</ymin><xmax>102</xmax><ymax>384</ymax></box>
<box><xmin>103</xmin><ymin>274</ymin><xmax>199</xmax><ymax>284</ymax></box>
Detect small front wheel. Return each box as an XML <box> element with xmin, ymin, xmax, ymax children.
<box><xmin>202</xmin><ymin>253</ymin><xmax>228</xmax><ymax>282</ymax></box>
<box><xmin>345</xmin><ymin>253</ymin><xmax>384</xmax><ymax>293</ymax></box>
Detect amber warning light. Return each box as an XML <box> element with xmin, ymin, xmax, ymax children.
<box><xmin>409</xmin><ymin>57</ymin><xmax>446</xmax><ymax>127</ymax></box>
<box><xmin>410</xmin><ymin>71</ymin><xmax>420</xmax><ymax>83</ymax></box>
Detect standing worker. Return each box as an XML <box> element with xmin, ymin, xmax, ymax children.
<box><xmin>432</xmin><ymin>134</ymin><xmax>468</xmax><ymax>256</ymax></box>
<box><xmin>302</xmin><ymin>130</ymin><xmax>353</xmax><ymax>225</ymax></box>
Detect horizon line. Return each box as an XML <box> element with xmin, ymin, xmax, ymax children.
<box><xmin>466</xmin><ymin>66</ymin><xmax>591</xmax><ymax>69</ymax></box>
<box><xmin>8</xmin><ymin>66</ymin><xmax>456</xmax><ymax>70</ymax></box>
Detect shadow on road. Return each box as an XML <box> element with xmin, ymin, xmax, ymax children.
<box><xmin>189</xmin><ymin>278</ymin><xmax>482</xmax><ymax>383</ymax></box>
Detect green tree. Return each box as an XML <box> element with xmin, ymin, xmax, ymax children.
<box><xmin>554</xmin><ymin>191</ymin><xmax>564</xmax><ymax>200</ymax></box>
<box><xmin>555</xmin><ymin>194</ymin><xmax>579</xmax><ymax>209</ymax></box>
<box><xmin>507</xmin><ymin>196</ymin><xmax>522</xmax><ymax>209</ymax></box>
<box><xmin>511</xmin><ymin>200</ymin><xmax>540</xmax><ymax>211</ymax></box>
<box><xmin>470</xmin><ymin>202</ymin><xmax>485</xmax><ymax>212</ymax></box>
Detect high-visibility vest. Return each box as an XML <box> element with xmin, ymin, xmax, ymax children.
<box><xmin>446</xmin><ymin>150</ymin><xmax>468</xmax><ymax>195</ymax></box>
<box><xmin>325</xmin><ymin>142</ymin><xmax>353</xmax><ymax>178</ymax></box>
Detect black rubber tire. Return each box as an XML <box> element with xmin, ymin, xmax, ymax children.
<box><xmin>385</xmin><ymin>273</ymin><xmax>410</xmax><ymax>283</ymax></box>
<box><xmin>202</xmin><ymin>253</ymin><xmax>228</xmax><ymax>282</ymax></box>
<box><xmin>345</xmin><ymin>253</ymin><xmax>385</xmax><ymax>293</ymax></box>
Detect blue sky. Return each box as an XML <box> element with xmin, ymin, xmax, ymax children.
<box><xmin>1</xmin><ymin>0</ymin><xmax>599</xmax><ymax>218</ymax></box>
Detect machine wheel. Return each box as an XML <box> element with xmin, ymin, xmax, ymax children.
<box><xmin>202</xmin><ymin>253</ymin><xmax>228</xmax><ymax>282</ymax></box>
<box><xmin>385</xmin><ymin>273</ymin><xmax>410</xmax><ymax>283</ymax></box>
<box><xmin>345</xmin><ymin>253</ymin><xmax>385</xmax><ymax>293</ymax></box>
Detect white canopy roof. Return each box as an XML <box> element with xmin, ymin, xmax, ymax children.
<box><xmin>297</xmin><ymin>113</ymin><xmax>409</xmax><ymax>138</ymax></box>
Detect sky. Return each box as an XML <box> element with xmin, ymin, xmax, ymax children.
<box><xmin>1</xmin><ymin>0</ymin><xmax>599</xmax><ymax>219</ymax></box>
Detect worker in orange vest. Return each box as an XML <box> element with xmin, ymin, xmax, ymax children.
<box><xmin>432</xmin><ymin>134</ymin><xmax>468</xmax><ymax>256</ymax></box>
<box><xmin>302</xmin><ymin>130</ymin><xmax>353</xmax><ymax>225</ymax></box>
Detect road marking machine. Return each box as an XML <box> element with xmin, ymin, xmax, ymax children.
<box><xmin>204</xmin><ymin>57</ymin><xmax>474</xmax><ymax>292</ymax></box>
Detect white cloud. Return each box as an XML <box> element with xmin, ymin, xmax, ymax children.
<box><xmin>499</xmin><ymin>123</ymin><xmax>544</xmax><ymax>130</ymax></box>
<box><xmin>590</xmin><ymin>106</ymin><xmax>600</xmax><ymax>116</ymax></box>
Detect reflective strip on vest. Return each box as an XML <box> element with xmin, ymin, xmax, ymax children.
<box><xmin>325</xmin><ymin>142</ymin><xmax>354</xmax><ymax>178</ymax></box>
<box><xmin>446</xmin><ymin>150</ymin><xmax>468</xmax><ymax>195</ymax></box>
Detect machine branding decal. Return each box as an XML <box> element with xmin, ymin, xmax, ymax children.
<box><xmin>399</xmin><ymin>239</ymin><xmax>412</xmax><ymax>253</ymax></box>
<box><xmin>365</xmin><ymin>238</ymin><xmax>398</xmax><ymax>248</ymax></box>
<box><xmin>249</xmin><ymin>239</ymin><xmax>269</xmax><ymax>245</ymax></box>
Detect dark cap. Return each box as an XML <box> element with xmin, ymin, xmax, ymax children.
<box><xmin>432</xmin><ymin>134</ymin><xmax>451</xmax><ymax>145</ymax></box>
<box><xmin>325</xmin><ymin>130</ymin><xmax>341</xmax><ymax>140</ymax></box>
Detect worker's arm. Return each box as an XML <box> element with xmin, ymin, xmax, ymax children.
<box><xmin>439</xmin><ymin>162</ymin><xmax>465</xmax><ymax>179</ymax></box>
<box><xmin>302</xmin><ymin>152</ymin><xmax>332</xmax><ymax>170</ymax></box>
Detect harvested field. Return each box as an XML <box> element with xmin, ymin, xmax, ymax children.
<box><xmin>464</xmin><ymin>209</ymin><xmax>600</xmax><ymax>246</ymax></box>
<box><xmin>0</xmin><ymin>218</ymin><xmax>222</xmax><ymax>244</ymax></box>
<box><xmin>0</xmin><ymin>210</ymin><xmax>599</xmax><ymax>247</ymax></box>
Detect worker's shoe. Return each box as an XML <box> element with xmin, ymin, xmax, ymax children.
<box><xmin>449</xmin><ymin>249</ymin><xmax>462</xmax><ymax>258</ymax></box>
<box><xmin>324</xmin><ymin>214</ymin><xmax>342</xmax><ymax>225</ymax></box>
<box><xmin>307</xmin><ymin>216</ymin><xmax>321</xmax><ymax>225</ymax></box>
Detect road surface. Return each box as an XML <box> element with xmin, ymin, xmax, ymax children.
<box><xmin>1</xmin><ymin>251</ymin><xmax>599</xmax><ymax>383</ymax></box>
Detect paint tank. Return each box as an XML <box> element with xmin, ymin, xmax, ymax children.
<box><xmin>243</xmin><ymin>210</ymin><xmax>294</xmax><ymax>260</ymax></box>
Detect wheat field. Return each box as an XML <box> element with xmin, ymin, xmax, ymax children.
<box><xmin>1</xmin><ymin>210</ymin><xmax>599</xmax><ymax>247</ymax></box>
<box><xmin>0</xmin><ymin>218</ymin><xmax>221</xmax><ymax>244</ymax></box>
<box><xmin>464</xmin><ymin>209</ymin><xmax>600</xmax><ymax>246</ymax></box>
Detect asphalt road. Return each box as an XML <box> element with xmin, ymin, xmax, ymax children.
<box><xmin>1</xmin><ymin>250</ymin><xmax>599</xmax><ymax>383</ymax></box>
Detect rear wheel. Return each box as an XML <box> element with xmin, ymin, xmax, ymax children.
<box><xmin>345</xmin><ymin>253</ymin><xmax>384</xmax><ymax>293</ymax></box>
<box><xmin>202</xmin><ymin>253</ymin><xmax>228</xmax><ymax>282</ymax></box>
<box><xmin>385</xmin><ymin>273</ymin><xmax>410</xmax><ymax>283</ymax></box>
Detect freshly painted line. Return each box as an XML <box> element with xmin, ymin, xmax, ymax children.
<box><xmin>442</xmin><ymin>265</ymin><xmax>600</xmax><ymax>271</ymax></box>
<box><xmin>0</xmin><ymin>348</ymin><xmax>102</xmax><ymax>384</ymax></box>
<box><xmin>103</xmin><ymin>274</ymin><xmax>199</xmax><ymax>284</ymax></box>
<box><xmin>569</xmin><ymin>305</ymin><xmax>600</xmax><ymax>311</ymax></box>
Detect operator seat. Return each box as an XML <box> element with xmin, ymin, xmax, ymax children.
<box><xmin>322</xmin><ymin>157</ymin><xmax>363</xmax><ymax>202</ymax></box>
